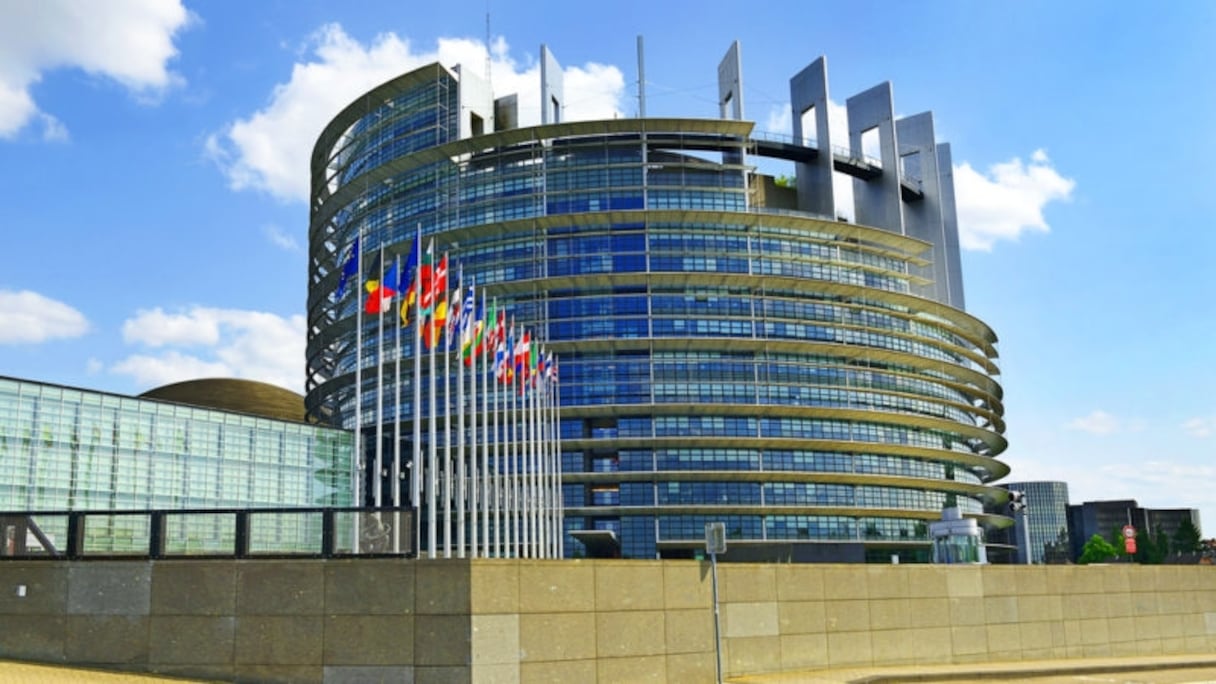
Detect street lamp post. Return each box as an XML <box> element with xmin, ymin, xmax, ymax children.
<box><xmin>705</xmin><ymin>522</ymin><xmax>726</xmax><ymax>684</ymax></box>
<box><xmin>1009</xmin><ymin>490</ymin><xmax>1030</xmax><ymax>565</ymax></box>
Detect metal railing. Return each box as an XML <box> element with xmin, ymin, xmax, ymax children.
<box><xmin>0</xmin><ymin>507</ymin><xmax>416</xmax><ymax>560</ymax></box>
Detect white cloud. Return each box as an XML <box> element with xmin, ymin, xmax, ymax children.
<box><xmin>0</xmin><ymin>290</ymin><xmax>89</xmax><ymax>343</ymax></box>
<box><xmin>1182</xmin><ymin>417</ymin><xmax>1215</xmax><ymax>439</ymax></box>
<box><xmin>954</xmin><ymin>149</ymin><xmax>1075</xmax><ymax>251</ymax></box>
<box><xmin>206</xmin><ymin>25</ymin><xmax>626</xmax><ymax>203</ymax></box>
<box><xmin>1067</xmin><ymin>409</ymin><xmax>1120</xmax><ymax>436</ymax></box>
<box><xmin>263</xmin><ymin>224</ymin><xmax>301</xmax><ymax>252</ymax></box>
<box><xmin>1100</xmin><ymin>460</ymin><xmax>1216</xmax><ymax>514</ymax></box>
<box><xmin>113</xmin><ymin>307</ymin><xmax>306</xmax><ymax>392</ymax></box>
<box><xmin>111</xmin><ymin>351</ymin><xmax>231</xmax><ymax>388</ymax></box>
<box><xmin>0</xmin><ymin>0</ymin><xmax>191</xmax><ymax>139</ymax></box>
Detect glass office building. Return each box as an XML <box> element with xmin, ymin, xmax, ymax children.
<box><xmin>306</xmin><ymin>47</ymin><xmax>1010</xmax><ymax>561</ymax></box>
<box><xmin>1003</xmin><ymin>481</ymin><xmax>1070</xmax><ymax>563</ymax></box>
<box><xmin>0</xmin><ymin>376</ymin><xmax>352</xmax><ymax>552</ymax></box>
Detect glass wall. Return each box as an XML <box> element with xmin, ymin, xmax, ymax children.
<box><xmin>0</xmin><ymin>377</ymin><xmax>352</xmax><ymax>513</ymax></box>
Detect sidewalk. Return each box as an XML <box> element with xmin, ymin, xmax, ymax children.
<box><xmin>0</xmin><ymin>661</ymin><xmax>208</xmax><ymax>684</ymax></box>
<box><xmin>727</xmin><ymin>654</ymin><xmax>1216</xmax><ymax>683</ymax></box>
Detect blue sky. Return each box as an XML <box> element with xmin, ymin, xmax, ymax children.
<box><xmin>2</xmin><ymin>1</ymin><xmax>1215</xmax><ymax>527</ymax></box>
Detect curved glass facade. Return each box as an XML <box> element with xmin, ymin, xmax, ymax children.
<box><xmin>306</xmin><ymin>63</ymin><xmax>1009</xmax><ymax>561</ymax></box>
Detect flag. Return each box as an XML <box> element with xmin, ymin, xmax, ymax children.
<box><xmin>544</xmin><ymin>352</ymin><xmax>554</xmax><ymax>383</ymax></box>
<box><xmin>482</xmin><ymin>299</ymin><xmax>498</xmax><ymax>352</ymax></box>
<box><xmin>427</xmin><ymin>287</ymin><xmax>457</xmax><ymax>350</ymax></box>
<box><xmin>494</xmin><ymin>308</ymin><xmax>505</xmax><ymax>350</ymax></box>
<box><xmin>364</xmin><ymin>253</ymin><xmax>397</xmax><ymax>315</ymax></box>
<box><xmin>398</xmin><ymin>233</ymin><xmax>421</xmax><ymax>327</ymax></box>
<box><xmin>514</xmin><ymin>330</ymin><xmax>530</xmax><ymax>385</ymax></box>
<box><xmin>336</xmin><ymin>236</ymin><xmax>360</xmax><ymax>299</ymax></box>
<box><xmin>465</xmin><ymin>305</ymin><xmax>486</xmax><ymax>366</ymax></box>
<box><xmin>529</xmin><ymin>340</ymin><xmax>539</xmax><ymax>387</ymax></box>
<box><xmin>440</xmin><ymin>287</ymin><xmax>461</xmax><ymax>349</ymax></box>
<box><xmin>503</xmin><ymin>325</ymin><xmax>515</xmax><ymax>384</ymax></box>
<box><xmin>493</xmin><ymin>338</ymin><xmax>507</xmax><ymax>382</ymax></box>
<box><xmin>459</xmin><ymin>286</ymin><xmax>476</xmax><ymax>363</ymax></box>
<box><xmin>415</xmin><ymin>241</ymin><xmax>436</xmax><ymax>315</ymax></box>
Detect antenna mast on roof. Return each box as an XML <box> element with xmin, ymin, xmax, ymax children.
<box><xmin>637</xmin><ymin>35</ymin><xmax>646</xmax><ymax>118</ymax></box>
<box><xmin>485</xmin><ymin>8</ymin><xmax>492</xmax><ymax>83</ymax></box>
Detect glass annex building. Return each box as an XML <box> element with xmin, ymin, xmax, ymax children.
<box><xmin>0</xmin><ymin>376</ymin><xmax>352</xmax><ymax>553</ymax></box>
<box><xmin>306</xmin><ymin>46</ymin><xmax>1011</xmax><ymax>561</ymax></box>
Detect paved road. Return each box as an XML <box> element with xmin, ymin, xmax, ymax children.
<box><xmin>730</xmin><ymin>655</ymin><xmax>1216</xmax><ymax>684</ymax></box>
<box><xmin>962</xmin><ymin>669</ymin><xmax>1216</xmax><ymax>684</ymax></box>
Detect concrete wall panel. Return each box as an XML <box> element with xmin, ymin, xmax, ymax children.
<box><xmin>148</xmin><ymin>616</ymin><xmax>235</xmax><ymax>665</ymax></box>
<box><xmin>416</xmin><ymin>560</ymin><xmax>470</xmax><ymax>615</ymax></box>
<box><xmin>518</xmin><ymin>612</ymin><xmax>595</xmax><ymax>662</ymax></box>
<box><xmin>151</xmin><ymin>561</ymin><xmax>235</xmax><ymax>616</ymax></box>
<box><xmin>324</xmin><ymin>615</ymin><xmax>415</xmax><ymax>665</ymax></box>
<box><xmin>324</xmin><ymin>559</ymin><xmax>415</xmax><ymax>615</ymax></box>
<box><xmin>67</xmin><ymin>562</ymin><xmax>150</xmax><ymax>615</ymax></box>
<box><xmin>595</xmin><ymin>610</ymin><xmax>667</xmax><ymax>657</ymax></box>
<box><xmin>238</xmin><ymin>561</ymin><xmax>323</xmax><ymax>616</ymax></box>
<box><xmin>518</xmin><ymin>561</ymin><xmax>592</xmax><ymax>613</ymax></box>
<box><xmin>0</xmin><ymin>563</ymin><xmax>66</xmax><ymax>615</ymax></box>
<box><xmin>595</xmin><ymin>561</ymin><xmax>664</xmax><ymax>611</ymax></box>
<box><xmin>470</xmin><ymin>559</ymin><xmax>518</xmax><ymax>614</ymax></box>
<box><xmin>235</xmin><ymin>615</ymin><xmax>323</xmax><ymax>665</ymax></box>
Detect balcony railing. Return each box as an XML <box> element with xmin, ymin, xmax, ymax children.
<box><xmin>0</xmin><ymin>507</ymin><xmax>416</xmax><ymax>560</ymax></box>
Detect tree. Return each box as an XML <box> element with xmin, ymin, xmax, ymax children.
<box><xmin>1133</xmin><ymin>530</ymin><xmax>1165</xmax><ymax>564</ymax></box>
<box><xmin>1155</xmin><ymin>532</ymin><xmax>1171</xmax><ymax>558</ymax></box>
<box><xmin>1173</xmin><ymin>518</ymin><xmax>1202</xmax><ymax>554</ymax></box>
<box><xmin>1109</xmin><ymin>526</ymin><xmax>1127</xmax><ymax>558</ymax></box>
<box><xmin>1078</xmin><ymin>534</ymin><xmax>1118</xmax><ymax>564</ymax></box>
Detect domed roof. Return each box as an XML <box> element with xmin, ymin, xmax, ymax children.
<box><xmin>139</xmin><ymin>378</ymin><xmax>306</xmax><ymax>423</ymax></box>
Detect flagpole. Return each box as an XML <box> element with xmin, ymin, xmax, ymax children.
<box><xmin>521</xmin><ymin>347</ymin><xmax>531</xmax><ymax>559</ymax></box>
<box><xmin>426</xmin><ymin>242</ymin><xmax>438</xmax><ymax>560</ymax></box>
<box><xmin>454</xmin><ymin>271</ymin><xmax>465</xmax><ymax>558</ymax></box>
<box><xmin>392</xmin><ymin>253</ymin><xmax>402</xmax><ymax>553</ymax></box>
<box><xmin>555</xmin><ymin>357</ymin><xmax>563</xmax><ymax>558</ymax></box>
<box><xmin>506</xmin><ymin>322</ymin><xmax>516</xmax><ymax>557</ymax></box>
<box><xmin>479</xmin><ymin>291</ymin><xmax>489</xmax><ymax>557</ymax></box>
<box><xmin>527</xmin><ymin>352</ymin><xmax>537</xmax><ymax>557</ymax></box>
<box><xmin>538</xmin><ymin>353</ymin><xmax>547</xmax><ymax>558</ymax></box>
<box><xmin>463</xmin><ymin>281</ymin><xmax>477</xmax><ymax>557</ymax></box>
<box><xmin>441</xmin><ymin>262</ymin><xmax>452</xmax><ymax>558</ymax></box>
<box><xmin>411</xmin><ymin>228</ymin><xmax>423</xmax><ymax>556</ymax></box>
<box><xmin>353</xmin><ymin>230</ymin><xmax>364</xmax><ymax>552</ymax></box>
<box><xmin>374</xmin><ymin>245</ymin><xmax>385</xmax><ymax>512</ymax></box>
<box><xmin>491</xmin><ymin>313</ymin><xmax>502</xmax><ymax>557</ymax></box>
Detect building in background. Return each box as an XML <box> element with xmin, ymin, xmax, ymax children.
<box><xmin>305</xmin><ymin>42</ymin><xmax>1011</xmax><ymax>562</ymax></box>
<box><xmin>0</xmin><ymin>376</ymin><xmax>351</xmax><ymax>553</ymax></box>
<box><xmin>1001</xmin><ymin>481</ymin><xmax>1070</xmax><ymax>563</ymax></box>
<box><xmin>1066</xmin><ymin>499</ymin><xmax>1202</xmax><ymax>561</ymax></box>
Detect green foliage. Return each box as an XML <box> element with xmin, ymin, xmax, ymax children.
<box><xmin>773</xmin><ymin>174</ymin><xmax>794</xmax><ymax>188</ymax></box>
<box><xmin>1109</xmin><ymin>526</ymin><xmax>1126</xmax><ymax>557</ymax></box>
<box><xmin>1078</xmin><ymin>534</ymin><xmax>1118</xmax><ymax>564</ymax></box>
<box><xmin>1173</xmin><ymin>518</ymin><xmax>1202</xmax><ymax>554</ymax></box>
<box><xmin>1133</xmin><ymin>530</ymin><xmax>1165</xmax><ymax>564</ymax></box>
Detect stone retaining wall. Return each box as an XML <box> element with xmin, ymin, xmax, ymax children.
<box><xmin>0</xmin><ymin>559</ymin><xmax>1213</xmax><ymax>683</ymax></box>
